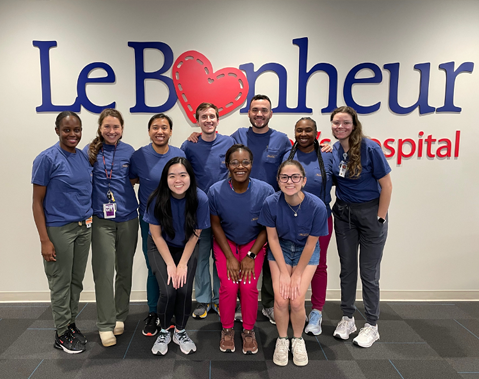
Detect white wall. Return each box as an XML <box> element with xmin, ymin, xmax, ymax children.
<box><xmin>1</xmin><ymin>0</ymin><xmax>478</xmax><ymax>301</ymax></box>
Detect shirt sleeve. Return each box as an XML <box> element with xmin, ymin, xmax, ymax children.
<box><xmin>370</xmin><ymin>142</ymin><xmax>391</xmax><ymax>180</ymax></box>
<box><xmin>32</xmin><ymin>153</ymin><xmax>53</xmax><ymax>186</ymax></box>
<box><xmin>258</xmin><ymin>198</ymin><xmax>275</xmax><ymax>228</ymax></box>
<box><xmin>129</xmin><ymin>151</ymin><xmax>139</xmax><ymax>179</ymax></box>
<box><xmin>207</xmin><ymin>187</ymin><xmax>219</xmax><ymax>216</ymax></box>
<box><xmin>196</xmin><ymin>192</ymin><xmax>211</xmax><ymax>229</ymax></box>
<box><xmin>309</xmin><ymin>201</ymin><xmax>329</xmax><ymax>237</ymax></box>
<box><xmin>143</xmin><ymin>198</ymin><xmax>159</xmax><ymax>225</ymax></box>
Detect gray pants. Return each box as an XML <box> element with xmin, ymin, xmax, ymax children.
<box><xmin>45</xmin><ymin>221</ymin><xmax>91</xmax><ymax>335</ymax></box>
<box><xmin>333</xmin><ymin>198</ymin><xmax>388</xmax><ymax>325</ymax></box>
<box><xmin>91</xmin><ymin>216</ymin><xmax>139</xmax><ymax>332</ymax></box>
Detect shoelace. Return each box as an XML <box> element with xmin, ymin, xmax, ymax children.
<box><xmin>157</xmin><ymin>331</ymin><xmax>169</xmax><ymax>342</ymax></box>
<box><xmin>293</xmin><ymin>339</ymin><xmax>306</xmax><ymax>354</ymax></box>
<box><xmin>277</xmin><ymin>339</ymin><xmax>289</xmax><ymax>353</ymax></box>
<box><xmin>359</xmin><ymin>326</ymin><xmax>376</xmax><ymax>336</ymax></box>
<box><xmin>176</xmin><ymin>331</ymin><xmax>192</xmax><ymax>343</ymax></box>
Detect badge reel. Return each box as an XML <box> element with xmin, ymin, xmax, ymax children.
<box><xmin>103</xmin><ymin>190</ymin><xmax>117</xmax><ymax>219</ymax></box>
<box><xmin>339</xmin><ymin>152</ymin><xmax>348</xmax><ymax>178</ymax></box>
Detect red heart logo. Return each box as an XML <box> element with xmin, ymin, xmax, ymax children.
<box><xmin>172</xmin><ymin>51</ymin><xmax>249</xmax><ymax>123</ymax></box>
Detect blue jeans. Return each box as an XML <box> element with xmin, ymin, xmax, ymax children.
<box><xmin>268</xmin><ymin>238</ymin><xmax>320</xmax><ymax>266</ymax></box>
<box><xmin>194</xmin><ymin>227</ymin><xmax>220</xmax><ymax>305</ymax></box>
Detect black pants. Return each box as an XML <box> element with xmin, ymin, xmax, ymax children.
<box><xmin>333</xmin><ymin>198</ymin><xmax>388</xmax><ymax>325</ymax></box>
<box><xmin>147</xmin><ymin>235</ymin><xmax>198</xmax><ymax>330</ymax></box>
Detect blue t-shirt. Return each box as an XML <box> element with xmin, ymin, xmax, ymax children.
<box><xmin>84</xmin><ymin>141</ymin><xmax>138</xmax><ymax>222</ymax></box>
<box><xmin>208</xmin><ymin>178</ymin><xmax>275</xmax><ymax>245</ymax></box>
<box><xmin>143</xmin><ymin>188</ymin><xmax>211</xmax><ymax>248</ymax></box>
<box><xmin>180</xmin><ymin>134</ymin><xmax>235</xmax><ymax>192</ymax></box>
<box><xmin>283</xmin><ymin>149</ymin><xmax>333</xmax><ymax>217</ymax></box>
<box><xmin>258</xmin><ymin>191</ymin><xmax>328</xmax><ymax>247</ymax></box>
<box><xmin>231</xmin><ymin>127</ymin><xmax>291</xmax><ymax>191</ymax></box>
<box><xmin>32</xmin><ymin>142</ymin><xmax>93</xmax><ymax>227</ymax></box>
<box><xmin>129</xmin><ymin>144</ymin><xmax>186</xmax><ymax>216</ymax></box>
<box><xmin>332</xmin><ymin>138</ymin><xmax>391</xmax><ymax>203</ymax></box>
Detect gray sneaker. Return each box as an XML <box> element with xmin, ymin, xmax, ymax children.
<box><xmin>173</xmin><ymin>329</ymin><xmax>197</xmax><ymax>354</ymax></box>
<box><xmin>151</xmin><ymin>330</ymin><xmax>171</xmax><ymax>356</ymax></box>
<box><xmin>262</xmin><ymin>307</ymin><xmax>276</xmax><ymax>324</ymax></box>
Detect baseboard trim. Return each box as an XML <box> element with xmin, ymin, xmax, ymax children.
<box><xmin>1</xmin><ymin>290</ymin><xmax>478</xmax><ymax>303</ymax></box>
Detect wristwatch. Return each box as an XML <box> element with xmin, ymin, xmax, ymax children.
<box><xmin>247</xmin><ymin>251</ymin><xmax>257</xmax><ymax>260</ymax></box>
<box><xmin>377</xmin><ymin>217</ymin><xmax>386</xmax><ymax>224</ymax></box>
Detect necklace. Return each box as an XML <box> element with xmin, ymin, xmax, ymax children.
<box><xmin>286</xmin><ymin>195</ymin><xmax>304</xmax><ymax>217</ymax></box>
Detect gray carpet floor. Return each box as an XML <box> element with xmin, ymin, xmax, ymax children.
<box><xmin>1</xmin><ymin>301</ymin><xmax>478</xmax><ymax>378</ymax></box>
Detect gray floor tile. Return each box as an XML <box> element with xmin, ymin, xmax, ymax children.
<box><xmin>456</xmin><ymin>302</ymin><xmax>479</xmax><ymax>319</ymax></box>
<box><xmin>265</xmin><ymin>360</ymin><xmax>368</xmax><ymax>379</ymax></box>
<box><xmin>76</xmin><ymin>359</ymin><xmax>175</xmax><ymax>379</ymax></box>
<box><xmin>345</xmin><ymin>341</ymin><xmax>440</xmax><ymax>360</ymax></box>
<box><xmin>0</xmin><ymin>304</ymin><xmax>50</xmax><ymax>319</ymax></box>
<box><xmin>388</xmin><ymin>303</ymin><xmax>473</xmax><ymax>319</ymax></box>
<box><xmin>211</xmin><ymin>360</ymin><xmax>268</xmax><ymax>379</ymax></box>
<box><xmin>26</xmin><ymin>358</ymin><xmax>85</xmax><ymax>379</ymax></box>
<box><xmin>0</xmin><ymin>358</ymin><xmax>45</xmax><ymax>379</ymax></box>
<box><xmin>357</xmin><ymin>359</ymin><xmax>407</xmax><ymax>379</ymax></box>
<box><xmin>446</xmin><ymin>357</ymin><xmax>479</xmax><ymax>372</ymax></box>
<box><xmin>0</xmin><ymin>319</ymin><xmax>36</xmax><ymax>355</ymax></box>
<box><xmin>407</xmin><ymin>319</ymin><xmax>479</xmax><ymax>358</ymax></box>
<box><xmin>390</xmin><ymin>359</ymin><xmax>464</xmax><ymax>379</ymax></box>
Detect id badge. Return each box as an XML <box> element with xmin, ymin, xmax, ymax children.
<box><xmin>339</xmin><ymin>161</ymin><xmax>347</xmax><ymax>178</ymax></box>
<box><xmin>85</xmin><ymin>216</ymin><xmax>93</xmax><ymax>228</ymax></box>
<box><xmin>103</xmin><ymin>203</ymin><xmax>117</xmax><ymax>219</ymax></box>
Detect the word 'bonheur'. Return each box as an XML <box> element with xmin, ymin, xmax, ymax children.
<box><xmin>33</xmin><ymin>38</ymin><xmax>474</xmax><ymax>116</ymax></box>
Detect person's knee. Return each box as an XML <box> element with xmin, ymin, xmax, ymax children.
<box><xmin>290</xmin><ymin>297</ymin><xmax>305</xmax><ymax>312</ymax></box>
<box><xmin>274</xmin><ymin>297</ymin><xmax>289</xmax><ymax>310</ymax></box>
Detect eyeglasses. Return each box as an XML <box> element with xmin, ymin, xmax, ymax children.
<box><xmin>228</xmin><ymin>159</ymin><xmax>252</xmax><ymax>168</ymax></box>
<box><xmin>278</xmin><ymin>174</ymin><xmax>303</xmax><ymax>183</ymax></box>
<box><xmin>331</xmin><ymin>121</ymin><xmax>353</xmax><ymax>127</ymax></box>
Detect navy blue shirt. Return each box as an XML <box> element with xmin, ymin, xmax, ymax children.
<box><xmin>208</xmin><ymin>178</ymin><xmax>275</xmax><ymax>245</ymax></box>
<box><xmin>84</xmin><ymin>141</ymin><xmax>138</xmax><ymax>222</ymax></box>
<box><xmin>258</xmin><ymin>191</ymin><xmax>328</xmax><ymax>246</ymax></box>
<box><xmin>144</xmin><ymin>188</ymin><xmax>211</xmax><ymax>248</ymax></box>
<box><xmin>32</xmin><ymin>143</ymin><xmax>93</xmax><ymax>227</ymax></box>
<box><xmin>231</xmin><ymin>127</ymin><xmax>291</xmax><ymax>191</ymax></box>
<box><xmin>129</xmin><ymin>144</ymin><xmax>186</xmax><ymax>216</ymax></box>
<box><xmin>181</xmin><ymin>134</ymin><xmax>235</xmax><ymax>192</ymax></box>
<box><xmin>332</xmin><ymin>139</ymin><xmax>391</xmax><ymax>203</ymax></box>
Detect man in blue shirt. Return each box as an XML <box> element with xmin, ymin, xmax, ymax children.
<box><xmin>181</xmin><ymin>103</ymin><xmax>235</xmax><ymax>319</ymax></box>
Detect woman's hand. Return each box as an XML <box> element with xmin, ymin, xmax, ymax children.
<box><xmin>279</xmin><ymin>271</ymin><xmax>291</xmax><ymax>300</ymax></box>
<box><xmin>166</xmin><ymin>263</ymin><xmax>177</xmax><ymax>288</ymax></box>
<box><xmin>320</xmin><ymin>143</ymin><xmax>333</xmax><ymax>153</ymax></box>
<box><xmin>240</xmin><ymin>256</ymin><xmax>255</xmax><ymax>284</ymax></box>
<box><xmin>290</xmin><ymin>271</ymin><xmax>302</xmax><ymax>300</ymax></box>
<box><xmin>226</xmin><ymin>256</ymin><xmax>241</xmax><ymax>284</ymax></box>
<box><xmin>41</xmin><ymin>240</ymin><xmax>56</xmax><ymax>262</ymax></box>
<box><xmin>176</xmin><ymin>264</ymin><xmax>188</xmax><ymax>289</ymax></box>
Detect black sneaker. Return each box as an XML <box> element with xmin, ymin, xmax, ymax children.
<box><xmin>54</xmin><ymin>330</ymin><xmax>85</xmax><ymax>354</ymax></box>
<box><xmin>68</xmin><ymin>323</ymin><xmax>87</xmax><ymax>345</ymax></box>
<box><xmin>143</xmin><ymin>312</ymin><xmax>159</xmax><ymax>336</ymax></box>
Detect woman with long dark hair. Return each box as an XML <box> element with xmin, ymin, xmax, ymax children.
<box><xmin>32</xmin><ymin>111</ymin><xmax>92</xmax><ymax>354</ymax></box>
<box><xmin>85</xmin><ymin>109</ymin><xmax>138</xmax><ymax>347</ymax></box>
<box><xmin>143</xmin><ymin>157</ymin><xmax>210</xmax><ymax>356</ymax></box>
<box><xmin>129</xmin><ymin>114</ymin><xmax>186</xmax><ymax>336</ymax></box>
<box><xmin>208</xmin><ymin>144</ymin><xmax>274</xmax><ymax>354</ymax></box>
<box><xmin>285</xmin><ymin>117</ymin><xmax>333</xmax><ymax>336</ymax></box>
<box><xmin>330</xmin><ymin>106</ymin><xmax>392</xmax><ymax>348</ymax></box>
<box><xmin>259</xmin><ymin>160</ymin><xmax>329</xmax><ymax>367</ymax></box>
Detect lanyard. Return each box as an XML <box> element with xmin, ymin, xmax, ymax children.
<box><xmin>228</xmin><ymin>178</ymin><xmax>251</xmax><ymax>192</ymax></box>
<box><xmin>101</xmin><ymin>144</ymin><xmax>117</xmax><ymax>200</ymax></box>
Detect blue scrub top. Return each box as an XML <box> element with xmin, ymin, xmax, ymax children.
<box><xmin>84</xmin><ymin>141</ymin><xmax>138</xmax><ymax>222</ymax></box>
<box><xmin>258</xmin><ymin>191</ymin><xmax>328</xmax><ymax>246</ymax></box>
<box><xmin>283</xmin><ymin>148</ymin><xmax>333</xmax><ymax>217</ymax></box>
<box><xmin>32</xmin><ymin>142</ymin><xmax>93</xmax><ymax>227</ymax></box>
<box><xmin>231</xmin><ymin>127</ymin><xmax>291</xmax><ymax>191</ymax></box>
<box><xmin>332</xmin><ymin>138</ymin><xmax>391</xmax><ymax>204</ymax></box>
<box><xmin>181</xmin><ymin>133</ymin><xmax>235</xmax><ymax>192</ymax></box>
<box><xmin>208</xmin><ymin>178</ymin><xmax>275</xmax><ymax>245</ymax></box>
<box><xmin>129</xmin><ymin>144</ymin><xmax>186</xmax><ymax>216</ymax></box>
<box><xmin>143</xmin><ymin>188</ymin><xmax>211</xmax><ymax>248</ymax></box>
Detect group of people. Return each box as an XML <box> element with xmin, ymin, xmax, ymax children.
<box><xmin>32</xmin><ymin>94</ymin><xmax>392</xmax><ymax>367</ymax></box>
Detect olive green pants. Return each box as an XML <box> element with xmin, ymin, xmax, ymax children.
<box><xmin>45</xmin><ymin>221</ymin><xmax>91</xmax><ymax>335</ymax></box>
<box><xmin>91</xmin><ymin>216</ymin><xmax>139</xmax><ymax>331</ymax></box>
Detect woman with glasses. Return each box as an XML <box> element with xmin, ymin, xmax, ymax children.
<box><xmin>208</xmin><ymin>144</ymin><xmax>274</xmax><ymax>355</ymax></box>
<box><xmin>258</xmin><ymin>160</ymin><xmax>328</xmax><ymax>367</ymax></box>
<box><xmin>330</xmin><ymin>106</ymin><xmax>392</xmax><ymax>348</ymax></box>
<box><xmin>284</xmin><ymin>117</ymin><xmax>333</xmax><ymax>336</ymax></box>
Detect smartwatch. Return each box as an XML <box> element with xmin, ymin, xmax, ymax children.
<box><xmin>378</xmin><ymin>217</ymin><xmax>386</xmax><ymax>224</ymax></box>
<box><xmin>247</xmin><ymin>251</ymin><xmax>257</xmax><ymax>260</ymax></box>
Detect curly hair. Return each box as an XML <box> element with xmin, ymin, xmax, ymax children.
<box><xmin>331</xmin><ymin>106</ymin><xmax>365</xmax><ymax>178</ymax></box>
<box><xmin>88</xmin><ymin>109</ymin><xmax>124</xmax><ymax>165</ymax></box>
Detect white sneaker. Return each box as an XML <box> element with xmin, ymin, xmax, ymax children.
<box><xmin>353</xmin><ymin>323</ymin><xmax>380</xmax><ymax>348</ymax></box>
<box><xmin>273</xmin><ymin>338</ymin><xmax>289</xmax><ymax>366</ymax></box>
<box><xmin>333</xmin><ymin>316</ymin><xmax>357</xmax><ymax>340</ymax></box>
<box><xmin>291</xmin><ymin>337</ymin><xmax>308</xmax><ymax>366</ymax></box>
